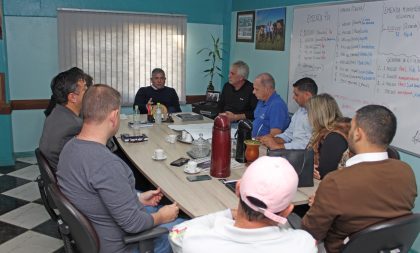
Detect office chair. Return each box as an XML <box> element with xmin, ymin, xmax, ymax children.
<box><xmin>47</xmin><ymin>184</ymin><xmax>169</xmax><ymax>253</ymax></box>
<box><xmin>387</xmin><ymin>146</ymin><xmax>400</xmax><ymax>160</ymax></box>
<box><xmin>35</xmin><ymin>148</ymin><xmax>59</xmax><ymax>222</ymax></box>
<box><xmin>341</xmin><ymin>213</ymin><xmax>420</xmax><ymax>253</ymax></box>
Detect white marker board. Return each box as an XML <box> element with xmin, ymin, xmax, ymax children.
<box><xmin>289</xmin><ymin>0</ymin><xmax>420</xmax><ymax>156</ymax></box>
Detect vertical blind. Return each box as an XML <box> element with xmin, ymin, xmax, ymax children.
<box><xmin>57</xmin><ymin>9</ymin><xmax>187</xmax><ymax>106</ymax></box>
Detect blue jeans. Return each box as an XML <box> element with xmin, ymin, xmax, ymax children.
<box><xmin>132</xmin><ymin>205</ymin><xmax>186</xmax><ymax>253</ymax></box>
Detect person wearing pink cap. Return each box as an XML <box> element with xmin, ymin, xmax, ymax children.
<box><xmin>169</xmin><ymin>156</ymin><xmax>317</xmax><ymax>253</ymax></box>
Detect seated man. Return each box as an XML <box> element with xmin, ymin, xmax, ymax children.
<box><xmin>252</xmin><ymin>73</ymin><xmax>290</xmax><ymax>137</ymax></box>
<box><xmin>301</xmin><ymin>105</ymin><xmax>417</xmax><ymax>253</ymax></box>
<box><xmin>57</xmin><ymin>84</ymin><xmax>182</xmax><ymax>253</ymax></box>
<box><xmin>260</xmin><ymin>77</ymin><xmax>318</xmax><ymax>149</ymax></box>
<box><xmin>44</xmin><ymin>67</ymin><xmax>93</xmax><ymax>117</ymax></box>
<box><xmin>169</xmin><ymin>156</ymin><xmax>317</xmax><ymax>253</ymax></box>
<box><xmin>218</xmin><ymin>60</ymin><xmax>257</xmax><ymax>122</ymax></box>
<box><xmin>133</xmin><ymin>68</ymin><xmax>181</xmax><ymax>114</ymax></box>
<box><xmin>39</xmin><ymin>67</ymin><xmax>88</xmax><ymax>169</ymax></box>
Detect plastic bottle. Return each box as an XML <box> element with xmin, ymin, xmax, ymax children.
<box><xmin>133</xmin><ymin>105</ymin><xmax>140</xmax><ymax>124</ymax></box>
<box><xmin>155</xmin><ymin>103</ymin><xmax>162</xmax><ymax>125</ymax></box>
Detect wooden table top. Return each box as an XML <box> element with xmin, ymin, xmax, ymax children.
<box><xmin>116</xmin><ymin>113</ymin><xmax>319</xmax><ymax>218</ymax></box>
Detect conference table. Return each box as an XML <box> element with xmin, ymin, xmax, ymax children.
<box><xmin>116</xmin><ymin>113</ymin><xmax>319</xmax><ymax>218</ymax></box>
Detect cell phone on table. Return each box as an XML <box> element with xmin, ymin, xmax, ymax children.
<box><xmin>170</xmin><ymin>157</ymin><xmax>189</xmax><ymax>167</ymax></box>
<box><xmin>186</xmin><ymin>175</ymin><xmax>212</xmax><ymax>182</ymax></box>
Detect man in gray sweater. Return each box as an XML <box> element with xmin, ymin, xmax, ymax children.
<box><xmin>57</xmin><ymin>84</ymin><xmax>180</xmax><ymax>253</ymax></box>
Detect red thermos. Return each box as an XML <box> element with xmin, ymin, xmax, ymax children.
<box><xmin>210</xmin><ymin>115</ymin><xmax>231</xmax><ymax>178</ymax></box>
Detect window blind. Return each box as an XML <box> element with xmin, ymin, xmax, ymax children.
<box><xmin>57</xmin><ymin>9</ymin><xmax>186</xmax><ymax>106</ymax></box>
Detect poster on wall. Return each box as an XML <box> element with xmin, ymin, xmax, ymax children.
<box><xmin>255</xmin><ymin>7</ymin><xmax>286</xmax><ymax>51</ymax></box>
<box><xmin>236</xmin><ymin>11</ymin><xmax>255</xmax><ymax>42</ymax></box>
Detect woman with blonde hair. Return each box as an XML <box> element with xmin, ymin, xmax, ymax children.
<box><xmin>306</xmin><ymin>93</ymin><xmax>350</xmax><ymax>179</ymax></box>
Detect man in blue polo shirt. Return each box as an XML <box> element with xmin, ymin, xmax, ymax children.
<box><xmin>252</xmin><ymin>73</ymin><xmax>290</xmax><ymax>137</ymax></box>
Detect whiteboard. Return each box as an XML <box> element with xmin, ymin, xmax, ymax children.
<box><xmin>288</xmin><ymin>0</ymin><xmax>420</xmax><ymax>156</ymax></box>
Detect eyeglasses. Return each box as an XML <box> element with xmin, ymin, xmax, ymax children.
<box><xmin>72</xmin><ymin>85</ymin><xmax>88</xmax><ymax>96</ymax></box>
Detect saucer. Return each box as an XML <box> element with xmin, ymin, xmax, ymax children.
<box><xmin>184</xmin><ymin>166</ymin><xmax>201</xmax><ymax>174</ymax></box>
<box><xmin>152</xmin><ymin>154</ymin><xmax>167</xmax><ymax>161</ymax></box>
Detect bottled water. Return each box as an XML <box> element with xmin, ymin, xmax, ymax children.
<box><xmin>133</xmin><ymin>105</ymin><xmax>140</xmax><ymax>124</ymax></box>
<box><xmin>155</xmin><ymin>103</ymin><xmax>162</xmax><ymax>125</ymax></box>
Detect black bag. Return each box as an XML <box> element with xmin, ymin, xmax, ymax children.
<box><xmin>267</xmin><ymin>148</ymin><xmax>314</xmax><ymax>187</ymax></box>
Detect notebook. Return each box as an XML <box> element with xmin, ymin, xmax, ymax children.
<box><xmin>176</xmin><ymin>113</ymin><xmax>204</xmax><ymax>121</ymax></box>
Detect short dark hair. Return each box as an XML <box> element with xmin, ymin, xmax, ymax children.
<box><xmin>82</xmin><ymin>84</ymin><xmax>121</xmax><ymax>124</ymax></box>
<box><xmin>51</xmin><ymin>67</ymin><xmax>85</xmax><ymax>105</ymax></box>
<box><xmin>84</xmin><ymin>73</ymin><xmax>93</xmax><ymax>87</ymax></box>
<box><xmin>239</xmin><ymin>196</ymin><xmax>267</xmax><ymax>221</ymax></box>
<box><xmin>355</xmin><ymin>105</ymin><xmax>397</xmax><ymax>147</ymax></box>
<box><xmin>151</xmin><ymin>68</ymin><xmax>165</xmax><ymax>76</ymax></box>
<box><xmin>293</xmin><ymin>77</ymin><xmax>318</xmax><ymax>95</ymax></box>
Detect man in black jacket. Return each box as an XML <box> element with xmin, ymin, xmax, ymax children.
<box><xmin>133</xmin><ymin>68</ymin><xmax>181</xmax><ymax>114</ymax></box>
<box><xmin>218</xmin><ymin>61</ymin><xmax>257</xmax><ymax>122</ymax></box>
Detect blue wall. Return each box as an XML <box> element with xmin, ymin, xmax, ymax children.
<box><xmin>231</xmin><ymin>0</ymin><xmax>419</xmax><ymax>252</ymax></box>
<box><xmin>4</xmin><ymin>0</ymin><xmax>227</xmax><ymax>24</ymax></box>
<box><xmin>0</xmin><ymin>2</ymin><xmax>14</xmax><ymax>166</ymax></box>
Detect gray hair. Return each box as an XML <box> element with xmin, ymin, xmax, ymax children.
<box><xmin>256</xmin><ymin>73</ymin><xmax>275</xmax><ymax>89</ymax></box>
<box><xmin>232</xmin><ymin>60</ymin><xmax>249</xmax><ymax>79</ymax></box>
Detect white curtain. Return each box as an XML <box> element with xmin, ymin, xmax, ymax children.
<box><xmin>57</xmin><ymin>9</ymin><xmax>187</xmax><ymax>106</ymax></box>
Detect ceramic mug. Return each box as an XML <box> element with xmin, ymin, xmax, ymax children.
<box><xmin>184</xmin><ymin>133</ymin><xmax>193</xmax><ymax>142</ymax></box>
<box><xmin>182</xmin><ymin>130</ymin><xmax>188</xmax><ymax>140</ymax></box>
<box><xmin>154</xmin><ymin>149</ymin><xmax>165</xmax><ymax>159</ymax></box>
<box><xmin>185</xmin><ymin>161</ymin><xmax>198</xmax><ymax>173</ymax></box>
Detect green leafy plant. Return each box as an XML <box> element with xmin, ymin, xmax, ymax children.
<box><xmin>197</xmin><ymin>35</ymin><xmax>223</xmax><ymax>91</ymax></box>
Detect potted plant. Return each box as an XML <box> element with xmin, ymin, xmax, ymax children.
<box><xmin>197</xmin><ymin>35</ymin><xmax>223</xmax><ymax>91</ymax></box>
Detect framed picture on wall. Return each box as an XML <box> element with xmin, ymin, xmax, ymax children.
<box><xmin>255</xmin><ymin>7</ymin><xmax>286</xmax><ymax>51</ymax></box>
<box><xmin>236</xmin><ymin>11</ymin><xmax>255</xmax><ymax>42</ymax></box>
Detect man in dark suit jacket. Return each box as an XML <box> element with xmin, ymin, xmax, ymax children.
<box><xmin>301</xmin><ymin>105</ymin><xmax>417</xmax><ymax>253</ymax></box>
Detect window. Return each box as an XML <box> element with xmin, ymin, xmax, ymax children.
<box><xmin>57</xmin><ymin>9</ymin><xmax>186</xmax><ymax>106</ymax></box>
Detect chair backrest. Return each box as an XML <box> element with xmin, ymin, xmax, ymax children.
<box><xmin>387</xmin><ymin>146</ymin><xmax>400</xmax><ymax>160</ymax></box>
<box><xmin>341</xmin><ymin>213</ymin><xmax>420</xmax><ymax>253</ymax></box>
<box><xmin>35</xmin><ymin>148</ymin><xmax>58</xmax><ymax>221</ymax></box>
<box><xmin>47</xmin><ymin>184</ymin><xmax>99</xmax><ymax>253</ymax></box>
<box><xmin>35</xmin><ymin>148</ymin><xmax>57</xmax><ymax>185</ymax></box>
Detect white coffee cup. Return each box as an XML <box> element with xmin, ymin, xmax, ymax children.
<box><xmin>182</xmin><ymin>130</ymin><xmax>188</xmax><ymax>140</ymax></box>
<box><xmin>184</xmin><ymin>133</ymin><xmax>193</xmax><ymax>142</ymax></box>
<box><xmin>154</xmin><ymin>149</ymin><xmax>165</xmax><ymax>159</ymax></box>
<box><xmin>165</xmin><ymin>134</ymin><xmax>177</xmax><ymax>144</ymax></box>
<box><xmin>185</xmin><ymin>161</ymin><xmax>198</xmax><ymax>173</ymax></box>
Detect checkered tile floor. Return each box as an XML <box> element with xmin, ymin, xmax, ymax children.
<box><xmin>0</xmin><ymin>157</ymin><xmax>64</xmax><ymax>253</ymax></box>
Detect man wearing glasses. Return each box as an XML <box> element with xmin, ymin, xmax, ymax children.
<box><xmin>39</xmin><ymin>67</ymin><xmax>88</xmax><ymax>169</ymax></box>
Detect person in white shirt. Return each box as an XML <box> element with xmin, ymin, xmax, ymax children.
<box><xmin>259</xmin><ymin>77</ymin><xmax>318</xmax><ymax>150</ymax></box>
<box><xmin>169</xmin><ymin>156</ymin><xmax>317</xmax><ymax>253</ymax></box>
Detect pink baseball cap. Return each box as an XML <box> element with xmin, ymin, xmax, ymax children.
<box><xmin>240</xmin><ymin>156</ymin><xmax>298</xmax><ymax>224</ymax></box>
